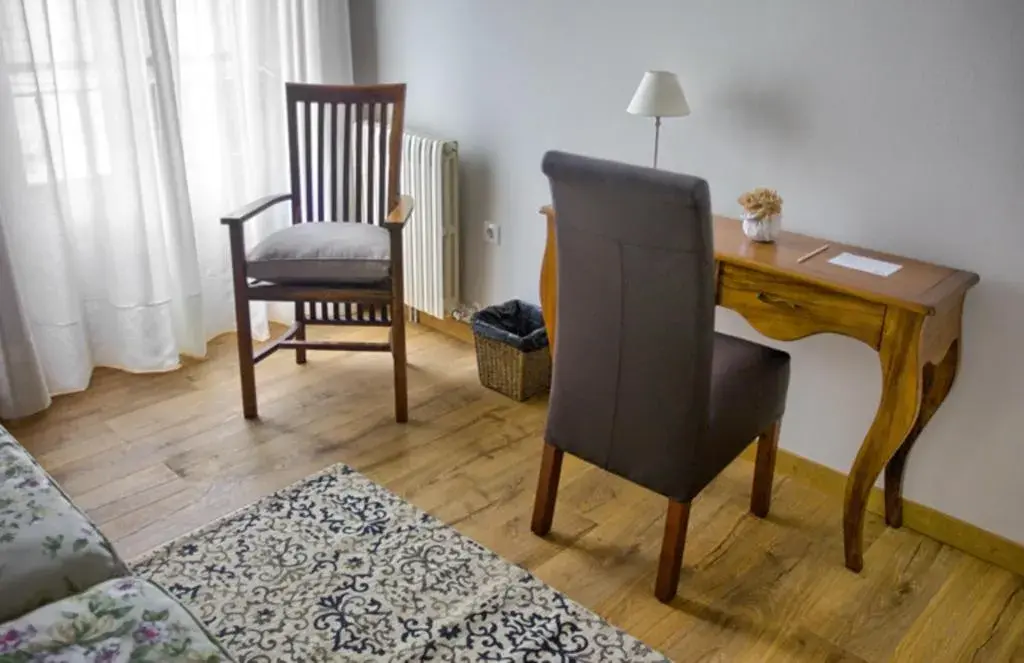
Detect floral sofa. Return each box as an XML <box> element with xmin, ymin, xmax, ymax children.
<box><xmin>0</xmin><ymin>425</ymin><xmax>232</xmax><ymax>661</ymax></box>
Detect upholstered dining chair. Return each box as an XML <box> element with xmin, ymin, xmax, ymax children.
<box><xmin>532</xmin><ymin>151</ymin><xmax>792</xmax><ymax>603</ymax></box>
<box><xmin>222</xmin><ymin>83</ymin><xmax>413</xmax><ymax>422</ymax></box>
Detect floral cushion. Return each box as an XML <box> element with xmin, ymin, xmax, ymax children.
<box><xmin>0</xmin><ymin>427</ymin><xmax>129</xmax><ymax>622</ymax></box>
<box><xmin>0</xmin><ymin>576</ymin><xmax>232</xmax><ymax>662</ymax></box>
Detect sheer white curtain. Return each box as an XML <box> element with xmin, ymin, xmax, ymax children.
<box><xmin>0</xmin><ymin>0</ymin><xmax>352</xmax><ymax>418</ymax></box>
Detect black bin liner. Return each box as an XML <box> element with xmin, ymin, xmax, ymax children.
<box><xmin>471</xmin><ymin>300</ymin><xmax>549</xmax><ymax>353</ymax></box>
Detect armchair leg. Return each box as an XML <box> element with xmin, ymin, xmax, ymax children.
<box><xmin>294</xmin><ymin>304</ymin><xmax>307</xmax><ymax>365</ymax></box>
<box><xmin>655</xmin><ymin>499</ymin><xmax>691</xmax><ymax>603</ymax></box>
<box><xmin>392</xmin><ymin>310</ymin><xmax>408</xmax><ymax>423</ymax></box>
<box><xmin>531</xmin><ymin>443</ymin><xmax>564</xmax><ymax>536</ymax></box>
<box><xmin>389</xmin><ymin>228</ymin><xmax>408</xmax><ymax>424</ymax></box>
<box><xmin>751</xmin><ymin>419</ymin><xmax>782</xmax><ymax>518</ymax></box>
<box><xmin>236</xmin><ymin>320</ymin><xmax>257</xmax><ymax>419</ymax></box>
<box><xmin>228</xmin><ymin>225</ymin><xmax>257</xmax><ymax>419</ymax></box>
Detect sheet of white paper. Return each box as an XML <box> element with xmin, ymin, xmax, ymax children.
<box><xmin>828</xmin><ymin>252</ymin><xmax>903</xmax><ymax>277</ymax></box>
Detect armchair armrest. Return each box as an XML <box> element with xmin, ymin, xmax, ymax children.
<box><xmin>221</xmin><ymin>194</ymin><xmax>292</xmax><ymax>226</ymax></box>
<box><xmin>383</xmin><ymin>195</ymin><xmax>415</xmax><ymax>230</ymax></box>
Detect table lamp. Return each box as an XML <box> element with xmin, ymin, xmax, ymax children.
<box><xmin>627</xmin><ymin>70</ymin><xmax>690</xmax><ymax>168</ymax></box>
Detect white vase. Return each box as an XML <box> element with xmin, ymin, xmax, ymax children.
<box><xmin>742</xmin><ymin>213</ymin><xmax>782</xmax><ymax>243</ymax></box>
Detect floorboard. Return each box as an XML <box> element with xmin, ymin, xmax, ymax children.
<box><xmin>6</xmin><ymin>325</ymin><xmax>1022</xmax><ymax>662</ymax></box>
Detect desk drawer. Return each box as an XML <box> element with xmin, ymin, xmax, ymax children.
<box><xmin>718</xmin><ymin>263</ymin><xmax>885</xmax><ymax>349</ymax></box>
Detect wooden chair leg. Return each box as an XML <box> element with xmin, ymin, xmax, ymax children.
<box><xmin>392</xmin><ymin>311</ymin><xmax>408</xmax><ymax>423</ymax></box>
<box><xmin>531</xmin><ymin>443</ymin><xmax>564</xmax><ymax>536</ymax></box>
<box><xmin>234</xmin><ymin>310</ymin><xmax>257</xmax><ymax>419</ymax></box>
<box><xmin>228</xmin><ymin>225</ymin><xmax>257</xmax><ymax>419</ymax></box>
<box><xmin>656</xmin><ymin>499</ymin><xmax>691</xmax><ymax>603</ymax></box>
<box><xmin>389</xmin><ymin>229</ymin><xmax>408</xmax><ymax>424</ymax></box>
<box><xmin>751</xmin><ymin>419</ymin><xmax>782</xmax><ymax>518</ymax></box>
<box><xmin>294</xmin><ymin>304</ymin><xmax>307</xmax><ymax>365</ymax></box>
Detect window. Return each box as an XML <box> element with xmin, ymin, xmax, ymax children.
<box><xmin>2</xmin><ymin>0</ymin><xmax>113</xmax><ymax>185</ymax></box>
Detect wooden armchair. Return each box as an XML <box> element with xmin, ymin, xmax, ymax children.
<box><xmin>221</xmin><ymin>83</ymin><xmax>413</xmax><ymax>422</ymax></box>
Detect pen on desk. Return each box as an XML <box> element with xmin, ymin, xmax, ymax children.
<box><xmin>797</xmin><ymin>244</ymin><xmax>830</xmax><ymax>264</ymax></box>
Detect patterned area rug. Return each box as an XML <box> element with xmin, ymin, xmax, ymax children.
<box><xmin>132</xmin><ymin>463</ymin><xmax>668</xmax><ymax>662</ymax></box>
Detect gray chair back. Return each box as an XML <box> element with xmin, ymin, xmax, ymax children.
<box><xmin>541</xmin><ymin>150</ymin><xmax>716</xmax><ymax>499</ymax></box>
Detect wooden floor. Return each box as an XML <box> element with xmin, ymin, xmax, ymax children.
<box><xmin>7</xmin><ymin>325</ymin><xmax>1024</xmax><ymax>662</ymax></box>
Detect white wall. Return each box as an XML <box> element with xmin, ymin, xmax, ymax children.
<box><xmin>359</xmin><ymin>0</ymin><xmax>1024</xmax><ymax>542</ymax></box>
<box><xmin>318</xmin><ymin>1</ymin><xmax>354</xmax><ymax>84</ymax></box>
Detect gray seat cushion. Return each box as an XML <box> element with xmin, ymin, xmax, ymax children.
<box><xmin>247</xmin><ymin>222</ymin><xmax>390</xmax><ymax>285</ymax></box>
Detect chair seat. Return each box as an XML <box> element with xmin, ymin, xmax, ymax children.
<box><xmin>693</xmin><ymin>332</ymin><xmax>791</xmax><ymax>492</ymax></box>
<box><xmin>247</xmin><ymin>221</ymin><xmax>390</xmax><ymax>286</ymax></box>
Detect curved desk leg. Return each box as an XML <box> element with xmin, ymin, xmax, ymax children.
<box><xmin>882</xmin><ymin>295</ymin><xmax>964</xmax><ymax>529</ymax></box>
<box><xmin>844</xmin><ymin>307</ymin><xmax>925</xmax><ymax>572</ymax></box>
<box><xmin>884</xmin><ymin>337</ymin><xmax>961</xmax><ymax>527</ymax></box>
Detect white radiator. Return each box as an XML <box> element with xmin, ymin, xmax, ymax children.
<box><xmin>399</xmin><ymin>130</ymin><xmax>459</xmax><ymax>320</ymax></box>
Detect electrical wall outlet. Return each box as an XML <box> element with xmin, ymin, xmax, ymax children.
<box><xmin>484</xmin><ymin>222</ymin><xmax>501</xmax><ymax>245</ymax></box>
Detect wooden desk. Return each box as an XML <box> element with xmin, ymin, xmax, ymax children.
<box><xmin>538</xmin><ymin>205</ymin><xmax>979</xmax><ymax>572</ymax></box>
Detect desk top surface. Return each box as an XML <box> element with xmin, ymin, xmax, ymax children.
<box><xmin>712</xmin><ymin>216</ymin><xmax>978</xmax><ymax>313</ymax></box>
<box><xmin>540</xmin><ymin>206</ymin><xmax>979</xmax><ymax>314</ymax></box>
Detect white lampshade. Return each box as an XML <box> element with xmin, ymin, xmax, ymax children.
<box><xmin>627</xmin><ymin>70</ymin><xmax>690</xmax><ymax>118</ymax></box>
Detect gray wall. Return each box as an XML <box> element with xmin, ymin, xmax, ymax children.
<box><xmin>358</xmin><ymin>0</ymin><xmax>1024</xmax><ymax>542</ymax></box>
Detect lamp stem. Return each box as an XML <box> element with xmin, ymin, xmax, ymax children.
<box><xmin>653</xmin><ymin>116</ymin><xmax>662</xmax><ymax>168</ymax></box>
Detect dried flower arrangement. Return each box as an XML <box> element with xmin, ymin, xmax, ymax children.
<box><xmin>738</xmin><ymin>187</ymin><xmax>783</xmax><ymax>221</ymax></box>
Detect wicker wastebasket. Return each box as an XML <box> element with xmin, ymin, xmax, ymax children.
<box><xmin>471</xmin><ymin>300</ymin><xmax>551</xmax><ymax>401</ymax></box>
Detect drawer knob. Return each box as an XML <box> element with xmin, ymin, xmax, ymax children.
<box><xmin>757</xmin><ymin>291</ymin><xmax>800</xmax><ymax>309</ymax></box>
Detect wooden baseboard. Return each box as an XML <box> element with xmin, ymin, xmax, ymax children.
<box><xmin>740</xmin><ymin>445</ymin><xmax>1024</xmax><ymax>577</ymax></box>
<box><xmin>408</xmin><ymin>308</ymin><xmax>474</xmax><ymax>344</ymax></box>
